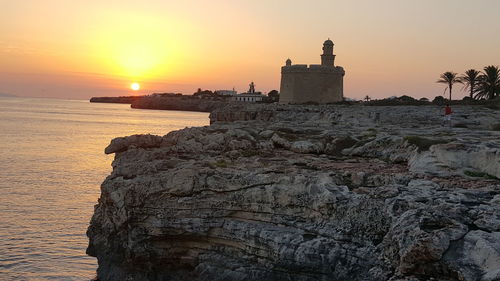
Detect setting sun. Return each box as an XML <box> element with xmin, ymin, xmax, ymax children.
<box><xmin>131</xmin><ymin>83</ymin><xmax>140</xmax><ymax>91</ymax></box>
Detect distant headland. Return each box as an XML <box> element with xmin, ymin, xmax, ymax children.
<box><xmin>89</xmin><ymin>96</ymin><xmax>141</xmax><ymax>104</ymax></box>
<box><xmin>0</xmin><ymin>93</ymin><xmax>17</xmax><ymax>98</ymax></box>
<box><xmin>90</xmin><ymin>93</ymin><xmax>237</xmax><ymax>112</ymax></box>
<box><xmin>90</xmin><ymin>84</ymin><xmax>280</xmax><ymax>112</ymax></box>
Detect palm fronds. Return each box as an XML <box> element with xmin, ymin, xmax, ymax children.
<box><xmin>437</xmin><ymin>72</ymin><xmax>461</xmax><ymax>101</ymax></box>
<box><xmin>474</xmin><ymin>65</ymin><xmax>500</xmax><ymax>100</ymax></box>
<box><xmin>460</xmin><ymin>69</ymin><xmax>481</xmax><ymax>98</ymax></box>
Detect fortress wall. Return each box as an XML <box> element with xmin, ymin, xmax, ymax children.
<box><xmin>280</xmin><ymin>66</ymin><xmax>344</xmax><ymax>104</ymax></box>
<box><xmin>279</xmin><ymin>70</ymin><xmax>298</xmax><ymax>104</ymax></box>
<box><xmin>309</xmin><ymin>71</ymin><xmax>343</xmax><ymax>103</ymax></box>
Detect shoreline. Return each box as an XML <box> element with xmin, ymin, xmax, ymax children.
<box><xmin>90</xmin><ymin>94</ymin><xmax>228</xmax><ymax>113</ymax></box>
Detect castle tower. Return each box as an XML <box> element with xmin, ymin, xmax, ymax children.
<box><xmin>321</xmin><ymin>39</ymin><xmax>335</xmax><ymax>66</ymax></box>
<box><xmin>280</xmin><ymin>40</ymin><xmax>345</xmax><ymax>104</ymax></box>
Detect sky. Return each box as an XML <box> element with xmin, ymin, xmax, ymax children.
<box><xmin>1</xmin><ymin>0</ymin><xmax>500</xmax><ymax>100</ymax></box>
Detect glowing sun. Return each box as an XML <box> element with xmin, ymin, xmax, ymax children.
<box><xmin>131</xmin><ymin>82</ymin><xmax>140</xmax><ymax>91</ymax></box>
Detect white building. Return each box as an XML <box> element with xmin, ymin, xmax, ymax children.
<box><xmin>232</xmin><ymin>93</ymin><xmax>264</xmax><ymax>102</ymax></box>
<box><xmin>231</xmin><ymin>81</ymin><xmax>264</xmax><ymax>102</ymax></box>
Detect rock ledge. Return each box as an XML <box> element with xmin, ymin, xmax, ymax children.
<box><xmin>88</xmin><ymin>104</ymin><xmax>500</xmax><ymax>281</ymax></box>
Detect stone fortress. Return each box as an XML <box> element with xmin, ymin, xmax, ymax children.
<box><xmin>280</xmin><ymin>39</ymin><xmax>345</xmax><ymax>104</ymax></box>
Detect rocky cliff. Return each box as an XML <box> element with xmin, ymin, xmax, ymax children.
<box><xmin>131</xmin><ymin>96</ymin><xmax>226</xmax><ymax>112</ymax></box>
<box><xmin>87</xmin><ymin>104</ymin><xmax>500</xmax><ymax>281</ymax></box>
<box><xmin>90</xmin><ymin>96</ymin><xmax>142</xmax><ymax>104</ymax></box>
<box><xmin>90</xmin><ymin>95</ymin><xmax>227</xmax><ymax>112</ymax></box>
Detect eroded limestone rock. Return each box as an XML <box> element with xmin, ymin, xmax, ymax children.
<box><xmin>88</xmin><ymin>104</ymin><xmax>500</xmax><ymax>281</ymax></box>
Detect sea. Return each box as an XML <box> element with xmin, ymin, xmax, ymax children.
<box><xmin>0</xmin><ymin>97</ymin><xmax>210</xmax><ymax>280</ymax></box>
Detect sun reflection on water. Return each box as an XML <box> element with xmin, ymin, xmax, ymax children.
<box><xmin>0</xmin><ymin>97</ymin><xmax>209</xmax><ymax>280</ymax></box>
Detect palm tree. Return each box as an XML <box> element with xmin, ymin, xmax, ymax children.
<box><xmin>475</xmin><ymin>65</ymin><xmax>500</xmax><ymax>100</ymax></box>
<box><xmin>437</xmin><ymin>72</ymin><xmax>461</xmax><ymax>101</ymax></box>
<box><xmin>460</xmin><ymin>69</ymin><xmax>481</xmax><ymax>99</ymax></box>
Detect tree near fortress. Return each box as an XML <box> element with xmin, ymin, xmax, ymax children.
<box><xmin>437</xmin><ymin>71</ymin><xmax>461</xmax><ymax>101</ymax></box>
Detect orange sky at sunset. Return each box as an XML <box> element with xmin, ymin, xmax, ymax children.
<box><xmin>1</xmin><ymin>0</ymin><xmax>500</xmax><ymax>100</ymax></box>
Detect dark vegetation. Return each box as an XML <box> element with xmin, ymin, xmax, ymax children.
<box><xmin>437</xmin><ymin>66</ymin><xmax>500</xmax><ymax>101</ymax></box>
<box><xmin>364</xmin><ymin>95</ymin><xmax>430</xmax><ymax>106</ymax></box>
<box><xmin>437</xmin><ymin>71</ymin><xmax>462</xmax><ymax>101</ymax></box>
<box><xmin>453</xmin><ymin>123</ymin><xmax>468</xmax><ymax>128</ymax></box>
<box><xmin>240</xmin><ymin>149</ymin><xmax>261</xmax><ymax>157</ymax></box>
<box><xmin>464</xmin><ymin>170</ymin><xmax>498</xmax><ymax>180</ymax></box>
<box><xmin>266</xmin><ymin>90</ymin><xmax>280</xmax><ymax>103</ymax></box>
<box><xmin>363</xmin><ymin>94</ymin><xmax>500</xmax><ymax>107</ymax></box>
<box><xmin>362</xmin><ymin>66</ymin><xmax>500</xmax><ymax>107</ymax></box>
<box><xmin>491</xmin><ymin>123</ymin><xmax>500</xmax><ymax>131</ymax></box>
<box><xmin>211</xmin><ymin>160</ymin><xmax>228</xmax><ymax>168</ymax></box>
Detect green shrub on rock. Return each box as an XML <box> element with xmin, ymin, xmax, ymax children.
<box><xmin>453</xmin><ymin>123</ymin><xmax>468</xmax><ymax>128</ymax></box>
<box><xmin>491</xmin><ymin>123</ymin><xmax>500</xmax><ymax>131</ymax></box>
<box><xmin>464</xmin><ymin>170</ymin><xmax>498</xmax><ymax>179</ymax></box>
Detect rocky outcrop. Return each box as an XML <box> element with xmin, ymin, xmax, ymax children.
<box><xmin>131</xmin><ymin>96</ymin><xmax>226</xmax><ymax>112</ymax></box>
<box><xmin>90</xmin><ymin>96</ymin><xmax>142</xmax><ymax>104</ymax></box>
<box><xmin>409</xmin><ymin>142</ymin><xmax>500</xmax><ymax>178</ymax></box>
<box><xmin>90</xmin><ymin>95</ymin><xmax>228</xmax><ymax>112</ymax></box>
<box><xmin>210</xmin><ymin>103</ymin><xmax>500</xmax><ymax>129</ymax></box>
<box><xmin>88</xmin><ymin>104</ymin><xmax>500</xmax><ymax>281</ymax></box>
<box><xmin>104</xmin><ymin>134</ymin><xmax>163</xmax><ymax>154</ymax></box>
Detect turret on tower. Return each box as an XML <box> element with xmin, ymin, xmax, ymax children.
<box><xmin>321</xmin><ymin>39</ymin><xmax>336</xmax><ymax>66</ymax></box>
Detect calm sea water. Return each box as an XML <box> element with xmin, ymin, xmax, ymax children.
<box><xmin>0</xmin><ymin>97</ymin><xmax>209</xmax><ymax>280</ymax></box>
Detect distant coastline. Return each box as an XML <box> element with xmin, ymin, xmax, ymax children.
<box><xmin>90</xmin><ymin>93</ymin><xmax>500</xmax><ymax>111</ymax></box>
<box><xmin>90</xmin><ymin>94</ymin><xmax>227</xmax><ymax>112</ymax></box>
<box><xmin>0</xmin><ymin>93</ymin><xmax>17</xmax><ymax>97</ymax></box>
<box><xmin>89</xmin><ymin>96</ymin><xmax>141</xmax><ymax>104</ymax></box>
